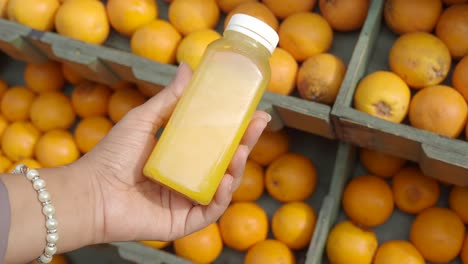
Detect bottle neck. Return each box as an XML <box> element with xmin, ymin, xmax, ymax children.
<box><xmin>223</xmin><ymin>30</ymin><xmax>272</xmax><ymax>59</ymax></box>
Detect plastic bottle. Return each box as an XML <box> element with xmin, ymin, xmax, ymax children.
<box><xmin>143</xmin><ymin>14</ymin><xmax>279</xmax><ymax>205</ymax></box>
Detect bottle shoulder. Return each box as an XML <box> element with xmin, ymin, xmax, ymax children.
<box><xmin>207</xmin><ymin>36</ymin><xmax>271</xmax><ymax>77</ymax></box>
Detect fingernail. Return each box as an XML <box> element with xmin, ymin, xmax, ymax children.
<box><xmin>265</xmin><ymin>113</ymin><xmax>272</xmax><ymax>123</ymax></box>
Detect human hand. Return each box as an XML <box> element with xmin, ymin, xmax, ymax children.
<box><xmin>75</xmin><ymin>63</ymin><xmax>271</xmax><ymax>244</ymax></box>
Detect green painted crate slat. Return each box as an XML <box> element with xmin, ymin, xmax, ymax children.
<box><xmin>330</xmin><ymin>0</ymin><xmax>468</xmax><ymax>186</ymax></box>
<box><xmin>0</xmin><ymin>19</ymin><xmax>45</xmax><ymax>63</ymax></box>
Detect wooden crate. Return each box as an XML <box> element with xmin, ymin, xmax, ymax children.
<box><xmin>0</xmin><ymin>0</ymin><xmax>365</xmax><ymax>139</ymax></box>
<box><xmin>112</xmin><ymin>140</ymin><xmax>356</xmax><ymax>264</ymax></box>
<box><xmin>0</xmin><ymin>34</ymin><xmax>357</xmax><ymax>264</ymax></box>
<box><xmin>319</xmin><ymin>150</ymin><xmax>464</xmax><ymax>264</ymax></box>
<box><xmin>331</xmin><ymin>0</ymin><xmax>468</xmax><ymax>186</ymax></box>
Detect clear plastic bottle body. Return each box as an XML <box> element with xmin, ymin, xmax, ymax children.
<box><xmin>143</xmin><ymin>30</ymin><xmax>272</xmax><ymax>205</ymax></box>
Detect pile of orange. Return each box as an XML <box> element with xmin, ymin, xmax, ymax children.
<box><xmin>0</xmin><ymin>59</ymin><xmax>150</xmax><ymax>172</ymax></box>
<box><xmin>353</xmin><ymin>2</ymin><xmax>468</xmax><ymax>141</ymax></box>
<box><xmin>140</xmin><ymin>128</ymin><xmax>320</xmax><ymax>263</ymax></box>
<box><xmin>326</xmin><ymin>147</ymin><xmax>468</xmax><ymax>264</ymax></box>
<box><xmin>4</xmin><ymin>0</ymin><xmax>374</xmax><ymax>106</ymax></box>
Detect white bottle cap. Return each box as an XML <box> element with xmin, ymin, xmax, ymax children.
<box><xmin>225</xmin><ymin>14</ymin><xmax>279</xmax><ymax>54</ymax></box>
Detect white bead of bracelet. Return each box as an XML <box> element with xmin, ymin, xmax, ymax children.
<box><xmin>12</xmin><ymin>164</ymin><xmax>59</xmax><ymax>264</ymax></box>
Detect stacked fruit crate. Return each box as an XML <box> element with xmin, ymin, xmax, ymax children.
<box><xmin>0</xmin><ymin>0</ymin><xmax>467</xmax><ymax>263</ymax></box>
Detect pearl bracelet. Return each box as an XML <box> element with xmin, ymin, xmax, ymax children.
<box><xmin>12</xmin><ymin>164</ymin><xmax>59</xmax><ymax>264</ymax></box>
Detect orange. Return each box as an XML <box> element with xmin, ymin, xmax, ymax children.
<box><xmin>35</xmin><ymin>129</ymin><xmax>80</xmax><ymax>167</ymax></box>
<box><xmin>249</xmin><ymin>129</ymin><xmax>289</xmax><ymax>166</ymax></box>
<box><xmin>74</xmin><ymin>116</ymin><xmax>113</xmax><ymax>154</ymax></box>
<box><xmin>139</xmin><ymin>240</ymin><xmax>171</xmax><ymax>249</ymax></box>
<box><xmin>224</xmin><ymin>2</ymin><xmax>278</xmax><ymax>31</ymax></box>
<box><xmin>176</xmin><ymin>29</ymin><xmax>221</xmax><ymax>70</ymax></box>
<box><xmin>392</xmin><ymin>166</ymin><xmax>440</xmax><ymax>214</ymax></box>
<box><xmin>0</xmin><ymin>0</ymin><xmax>7</xmax><ymax>18</ymax></box>
<box><xmin>1</xmin><ymin>86</ymin><xmax>35</xmax><ymax>122</ymax></box>
<box><xmin>61</xmin><ymin>63</ymin><xmax>84</xmax><ymax>85</ymax></box>
<box><xmin>244</xmin><ymin>239</ymin><xmax>295</xmax><ymax>264</ymax></box>
<box><xmin>373</xmin><ymin>240</ymin><xmax>425</xmax><ymax>264</ymax></box>
<box><xmin>271</xmin><ymin>202</ymin><xmax>316</xmax><ymax>250</ymax></box>
<box><xmin>462</xmin><ymin>234</ymin><xmax>468</xmax><ymax>264</ymax></box>
<box><xmin>106</xmin><ymin>0</ymin><xmax>158</xmax><ymax>36</ymax></box>
<box><xmin>262</xmin><ymin>0</ymin><xmax>316</xmax><ymax>20</ymax></box>
<box><xmin>319</xmin><ymin>0</ymin><xmax>370</xmax><ymax>32</ymax></box>
<box><xmin>453</xmin><ymin>56</ymin><xmax>468</xmax><ymax>102</ymax></box>
<box><xmin>137</xmin><ymin>83</ymin><xmax>164</xmax><ymax>97</ymax></box>
<box><xmin>296</xmin><ymin>53</ymin><xmax>346</xmax><ymax>105</ymax></box>
<box><xmin>232</xmin><ymin>159</ymin><xmax>264</xmax><ymax>202</ymax></box>
<box><xmin>449</xmin><ymin>185</ymin><xmax>468</xmax><ymax>224</ymax></box>
<box><xmin>219</xmin><ymin>202</ymin><xmax>268</xmax><ymax>251</ymax></box>
<box><xmin>174</xmin><ymin>223</ymin><xmax>223</xmax><ymax>264</ymax></box>
<box><xmin>130</xmin><ymin>19</ymin><xmax>182</xmax><ymax>64</ymax></box>
<box><xmin>55</xmin><ymin>0</ymin><xmax>110</xmax><ymax>45</ymax></box>
<box><xmin>24</xmin><ymin>60</ymin><xmax>65</xmax><ymax>93</ymax></box>
<box><xmin>108</xmin><ymin>87</ymin><xmax>146</xmax><ymax>123</ymax></box>
<box><xmin>0</xmin><ymin>79</ymin><xmax>8</xmax><ymax>100</ymax></box>
<box><xmin>359</xmin><ymin>148</ymin><xmax>406</xmax><ymax>178</ymax></box>
<box><xmin>265</xmin><ymin>153</ymin><xmax>317</xmax><ymax>202</ymax></box>
<box><xmin>409</xmin><ymin>85</ymin><xmax>468</xmax><ymax>138</ymax></box>
<box><xmin>8</xmin><ymin>158</ymin><xmax>42</xmax><ymax>173</ymax></box>
<box><xmin>29</xmin><ymin>92</ymin><xmax>76</xmax><ymax>132</ymax></box>
<box><xmin>410</xmin><ymin>207</ymin><xmax>465</xmax><ymax>263</ymax></box>
<box><xmin>354</xmin><ymin>71</ymin><xmax>411</xmax><ymax>123</ymax></box>
<box><xmin>342</xmin><ymin>175</ymin><xmax>394</xmax><ymax>227</ymax></box>
<box><xmin>266</xmin><ymin>47</ymin><xmax>298</xmax><ymax>96</ymax></box>
<box><xmin>33</xmin><ymin>254</ymin><xmax>68</xmax><ymax>264</ymax></box>
<box><xmin>1</xmin><ymin>122</ymin><xmax>41</xmax><ymax>162</ymax></box>
<box><xmin>6</xmin><ymin>0</ymin><xmax>60</xmax><ymax>31</ymax></box>
<box><xmin>388</xmin><ymin>32</ymin><xmax>452</xmax><ymax>89</ymax></box>
<box><xmin>71</xmin><ymin>81</ymin><xmax>112</xmax><ymax>118</ymax></box>
<box><xmin>0</xmin><ymin>155</ymin><xmax>12</xmax><ymax>173</ymax></box>
<box><xmin>326</xmin><ymin>220</ymin><xmax>378</xmax><ymax>264</ymax></box>
<box><xmin>168</xmin><ymin>0</ymin><xmax>220</xmax><ymax>36</ymax></box>
<box><xmin>383</xmin><ymin>0</ymin><xmax>443</xmax><ymax>34</ymax></box>
<box><xmin>435</xmin><ymin>4</ymin><xmax>468</xmax><ymax>59</ymax></box>
<box><xmin>278</xmin><ymin>12</ymin><xmax>333</xmax><ymax>62</ymax></box>
<box><xmin>216</xmin><ymin>0</ymin><xmax>257</xmax><ymax>13</ymax></box>
<box><xmin>0</xmin><ymin>114</ymin><xmax>8</xmax><ymax>139</ymax></box>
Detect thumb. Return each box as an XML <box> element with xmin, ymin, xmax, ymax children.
<box><xmin>131</xmin><ymin>62</ymin><xmax>193</xmax><ymax>128</ymax></box>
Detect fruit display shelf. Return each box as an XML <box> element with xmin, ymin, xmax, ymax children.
<box><xmin>0</xmin><ymin>0</ymin><xmax>365</xmax><ymax>140</ymax></box>
<box><xmin>110</xmin><ymin>133</ymin><xmax>355</xmax><ymax>264</ymax></box>
<box><xmin>319</xmin><ymin>155</ymin><xmax>464</xmax><ymax>264</ymax></box>
<box><xmin>331</xmin><ymin>0</ymin><xmax>468</xmax><ymax>186</ymax></box>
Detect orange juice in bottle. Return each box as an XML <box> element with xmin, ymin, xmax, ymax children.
<box><xmin>143</xmin><ymin>14</ymin><xmax>279</xmax><ymax>205</ymax></box>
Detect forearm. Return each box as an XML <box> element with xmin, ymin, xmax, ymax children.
<box><xmin>1</xmin><ymin>164</ymin><xmax>100</xmax><ymax>264</ymax></box>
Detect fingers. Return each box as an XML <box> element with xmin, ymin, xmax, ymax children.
<box><xmin>127</xmin><ymin>63</ymin><xmax>193</xmax><ymax>130</ymax></box>
<box><xmin>183</xmin><ymin>111</ymin><xmax>270</xmax><ymax>235</ymax></box>
<box><xmin>227</xmin><ymin>145</ymin><xmax>249</xmax><ymax>192</ymax></box>
<box><xmin>184</xmin><ymin>174</ymin><xmax>233</xmax><ymax>234</ymax></box>
<box><xmin>228</xmin><ymin>111</ymin><xmax>270</xmax><ymax>191</ymax></box>
<box><xmin>240</xmin><ymin>111</ymin><xmax>271</xmax><ymax>152</ymax></box>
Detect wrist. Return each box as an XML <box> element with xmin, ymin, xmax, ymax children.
<box><xmin>2</xmin><ymin>163</ymin><xmax>102</xmax><ymax>263</ymax></box>
<box><xmin>44</xmin><ymin>163</ymin><xmax>104</xmax><ymax>249</ymax></box>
